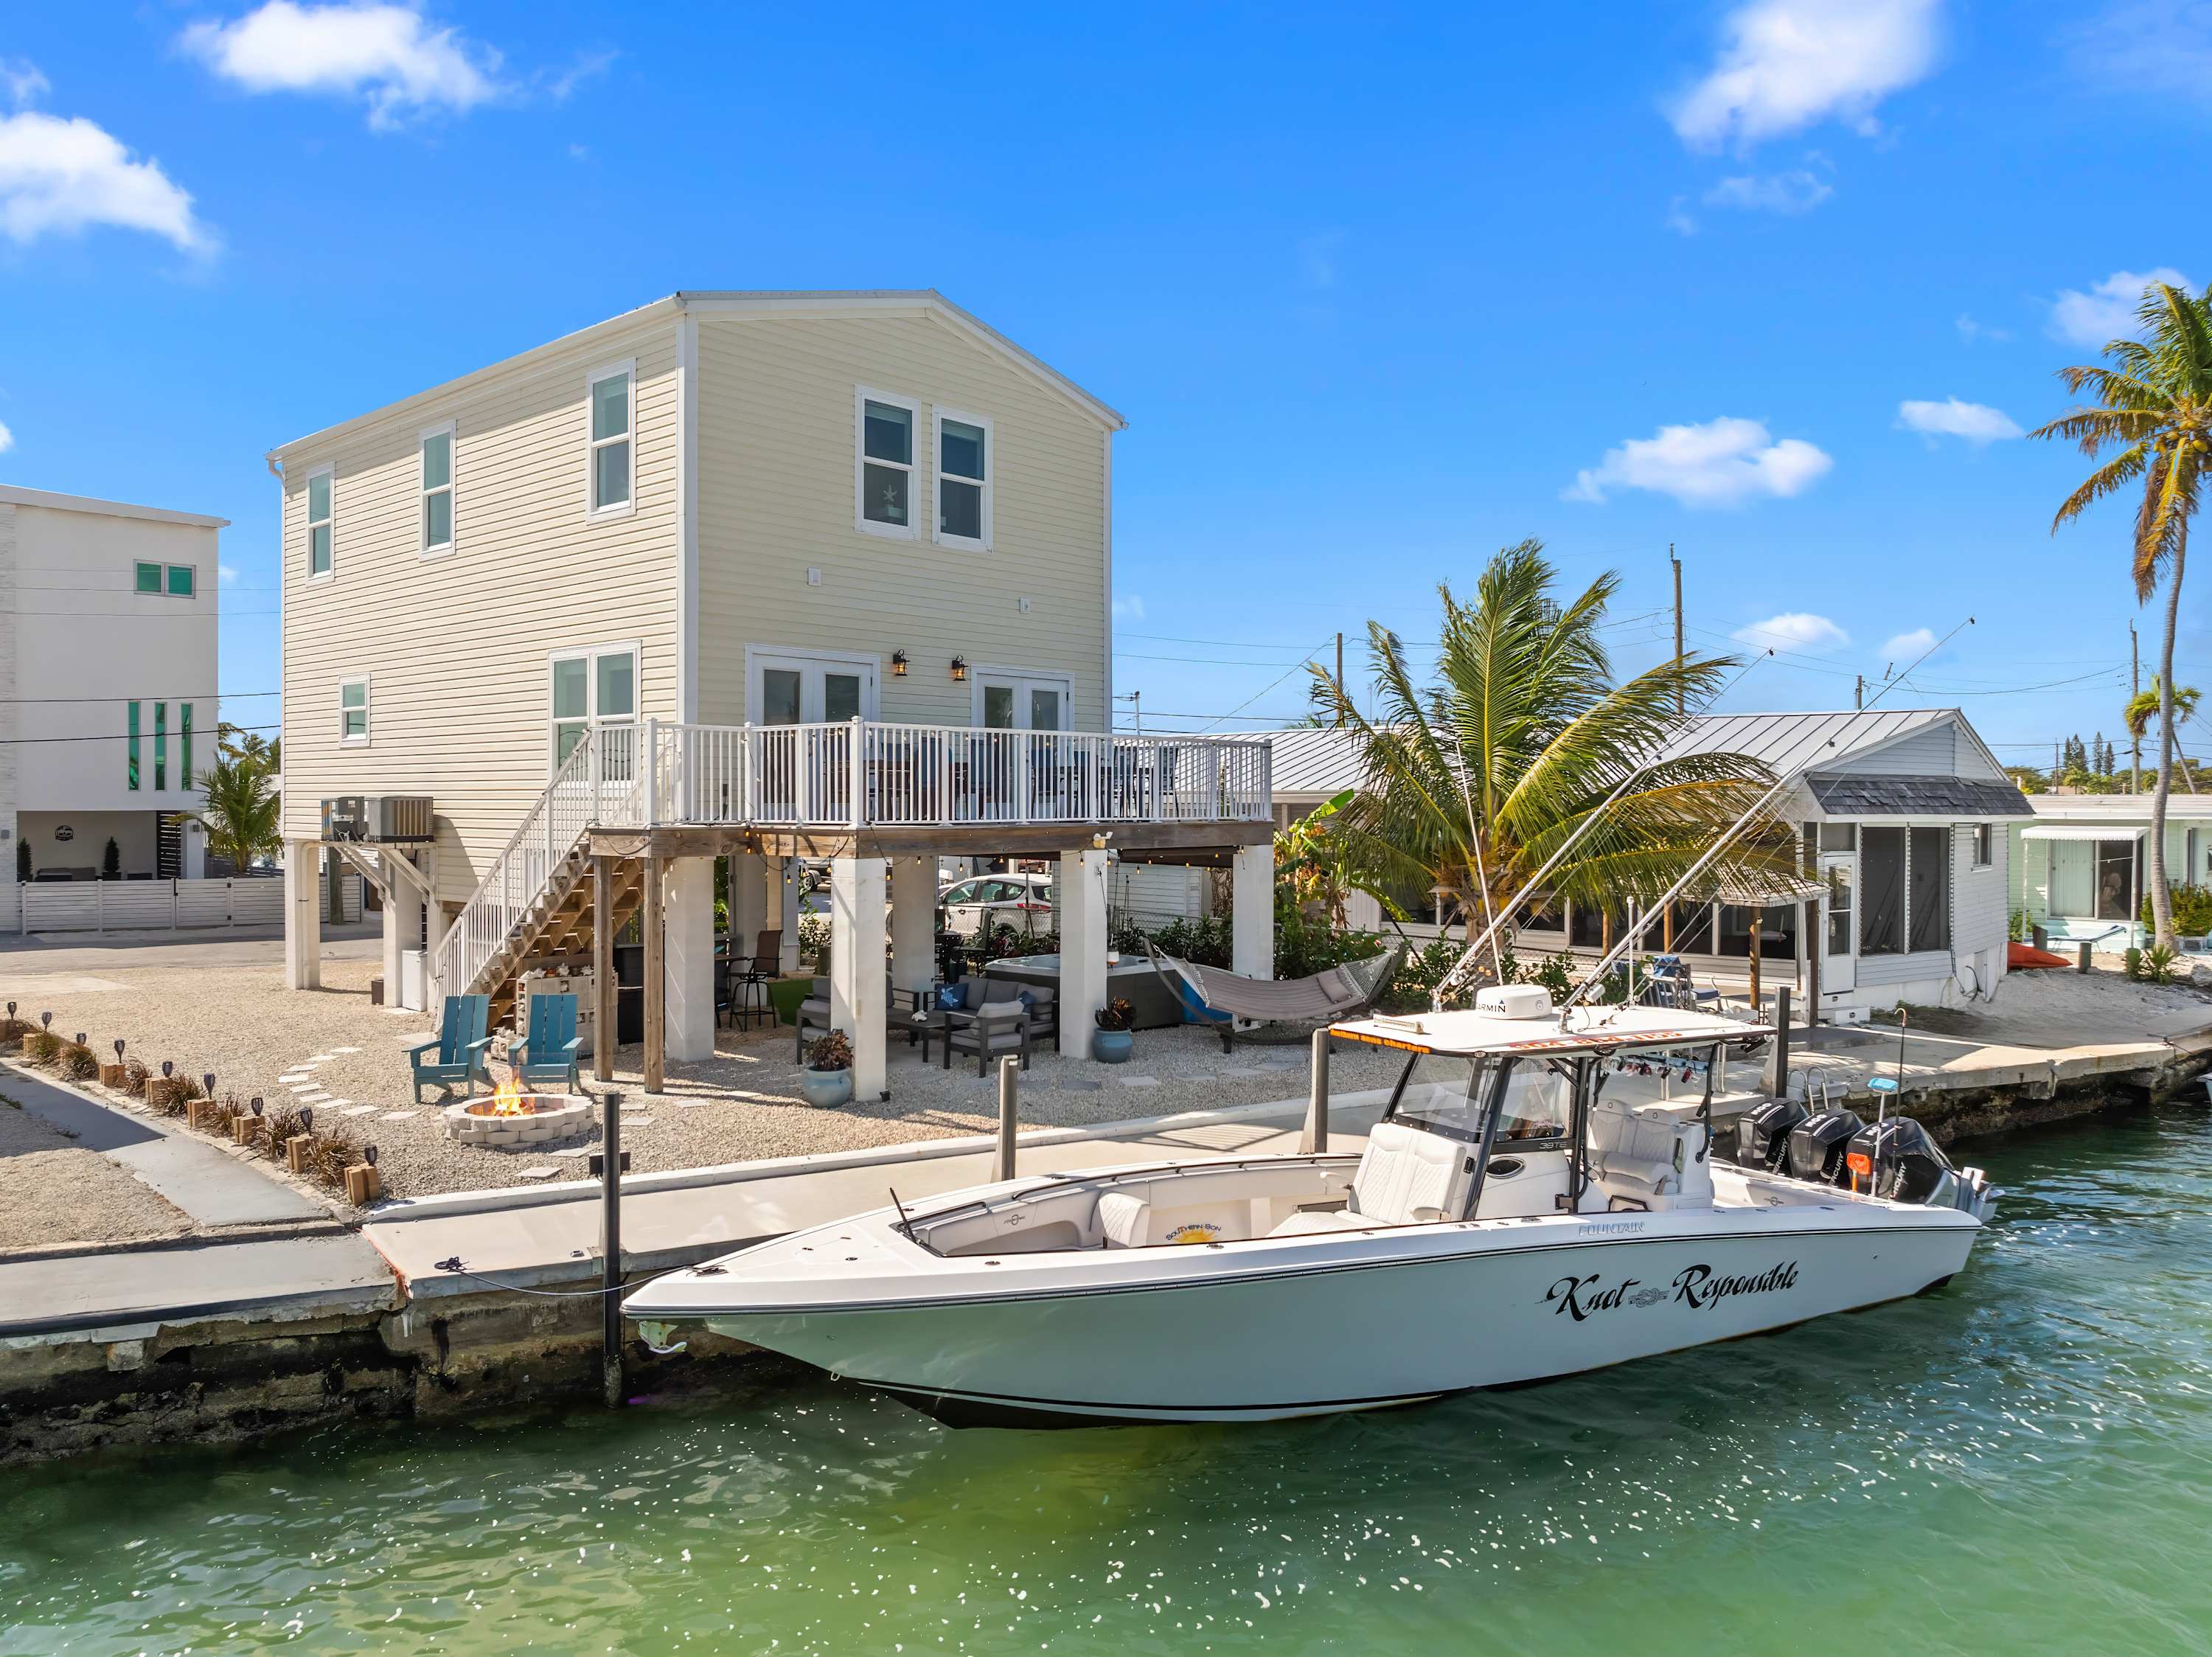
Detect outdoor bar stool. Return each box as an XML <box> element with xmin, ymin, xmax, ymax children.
<box><xmin>730</xmin><ymin>934</ymin><xmax>782</xmax><ymax>1031</ymax></box>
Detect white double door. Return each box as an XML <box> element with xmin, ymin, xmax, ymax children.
<box><xmin>756</xmin><ymin>653</ymin><xmax>877</xmax><ymax>726</ymax></box>
<box><xmin>977</xmin><ymin>673</ymin><xmax>1068</xmax><ymax>732</ymax></box>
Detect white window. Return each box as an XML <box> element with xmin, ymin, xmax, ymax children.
<box><xmin>587</xmin><ymin>363</ymin><xmax>635</xmax><ymax>518</ymax></box>
<box><xmin>340</xmin><ymin>678</ymin><xmax>370</xmax><ymax>745</ymax></box>
<box><xmin>550</xmin><ymin>645</ymin><xmax>639</xmax><ymax>770</ymax></box>
<box><xmin>855</xmin><ymin>387</ymin><xmax>919</xmax><ymax>539</ymax></box>
<box><xmin>934</xmin><ymin>408</ymin><xmax>992</xmax><ymax>549</ymax></box>
<box><xmin>1973</xmin><ymin>822</ymin><xmax>1993</xmax><ymax>866</ymax></box>
<box><xmin>306</xmin><ymin>467</ymin><xmax>333</xmax><ymax>577</ymax></box>
<box><xmin>420</xmin><ymin>422</ymin><xmax>455</xmax><ymax>555</ymax></box>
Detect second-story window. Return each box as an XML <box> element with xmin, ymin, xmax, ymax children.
<box><xmin>936</xmin><ymin>409</ymin><xmax>992</xmax><ymax>548</ymax></box>
<box><xmin>549</xmin><ymin>645</ymin><xmax>638</xmax><ymax>770</ymax></box>
<box><xmin>588</xmin><ymin>364</ymin><xmax>633</xmax><ymax>516</ymax></box>
<box><xmin>421</xmin><ymin>423</ymin><xmax>455</xmax><ymax>555</ymax></box>
<box><xmin>856</xmin><ymin>389</ymin><xmax>919</xmax><ymax>538</ymax></box>
<box><xmin>307</xmin><ymin>468</ymin><xmax>333</xmax><ymax>576</ymax></box>
<box><xmin>341</xmin><ymin>678</ymin><xmax>370</xmax><ymax>744</ymax></box>
<box><xmin>168</xmin><ymin>565</ymin><xmax>194</xmax><ymax>597</ymax></box>
<box><xmin>136</xmin><ymin>562</ymin><xmax>195</xmax><ymax>595</ymax></box>
<box><xmin>135</xmin><ymin>562</ymin><xmax>161</xmax><ymax>594</ymax></box>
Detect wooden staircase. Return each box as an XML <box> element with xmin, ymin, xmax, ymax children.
<box><xmin>470</xmin><ymin>847</ymin><xmax>647</xmax><ymax>1028</ymax></box>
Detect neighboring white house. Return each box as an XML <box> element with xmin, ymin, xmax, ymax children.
<box><xmin>0</xmin><ymin>485</ymin><xmax>220</xmax><ymax>888</ymax></box>
<box><xmin>269</xmin><ymin>291</ymin><xmax>1273</xmax><ymax>1096</ymax></box>
<box><xmin>2010</xmin><ymin>792</ymin><xmax>2212</xmax><ymax>946</ymax></box>
<box><xmin>1267</xmin><ymin>708</ymin><xmax>2025</xmax><ymax>1021</ymax></box>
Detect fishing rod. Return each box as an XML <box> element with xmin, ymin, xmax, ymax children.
<box><xmin>1557</xmin><ymin>617</ymin><xmax>1976</xmax><ymax>1023</ymax></box>
<box><xmin>1428</xmin><ymin>648</ymin><xmax>1777</xmax><ymax>1010</ymax></box>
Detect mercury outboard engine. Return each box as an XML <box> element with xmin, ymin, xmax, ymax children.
<box><xmin>1845</xmin><ymin>1117</ymin><xmax>1996</xmax><ymax>1215</ymax></box>
<box><xmin>1787</xmin><ymin>1108</ymin><xmax>1864</xmax><ymax>1186</ymax></box>
<box><xmin>1736</xmin><ymin>1098</ymin><xmax>1809</xmax><ymax>1173</ymax></box>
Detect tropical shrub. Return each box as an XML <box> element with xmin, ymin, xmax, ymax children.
<box><xmin>2143</xmin><ymin>883</ymin><xmax>2212</xmax><ymax>937</ymax></box>
<box><xmin>2008</xmin><ymin>908</ymin><xmax>2031</xmax><ymax>943</ymax></box>
<box><xmin>807</xmin><ymin>1030</ymin><xmax>855</xmax><ymax>1071</ymax></box>
<box><xmin>1095</xmin><ymin>998</ymin><xmax>1134</xmax><ymax>1032</ymax></box>
<box><xmin>60</xmin><ymin>1043</ymin><xmax>99</xmax><ymax>1080</ymax></box>
<box><xmin>2143</xmin><ymin>943</ymin><xmax>2180</xmax><ymax>985</ymax></box>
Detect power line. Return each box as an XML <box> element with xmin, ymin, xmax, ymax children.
<box><xmin>0</xmin><ymin>689</ymin><xmax>277</xmax><ymax>706</ymax></box>
<box><xmin>0</xmin><ymin>721</ymin><xmax>281</xmax><ymax>748</ymax></box>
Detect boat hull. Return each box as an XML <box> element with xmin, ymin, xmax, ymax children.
<box><xmin>686</xmin><ymin>1217</ymin><xmax>1978</xmax><ymax>1424</ymax></box>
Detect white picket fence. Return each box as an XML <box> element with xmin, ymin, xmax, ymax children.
<box><xmin>0</xmin><ymin>876</ymin><xmax>313</xmax><ymax>934</ymax></box>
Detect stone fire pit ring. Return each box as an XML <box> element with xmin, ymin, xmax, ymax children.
<box><xmin>440</xmin><ymin>1091</ymin><xmax>595</xmax><ymax>1149</ymax></box>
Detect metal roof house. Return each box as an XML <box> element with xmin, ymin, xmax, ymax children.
<box><xmin>1270</xmin><ymin>708</ymin><xmax>2028</xmax><ymax>1023</ymax></box>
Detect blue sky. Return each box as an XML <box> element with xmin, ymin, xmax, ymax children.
<box><xmin>1</xmin><ymin>1</ymin><xmax>2208</xmax><ymax>772</ymax></box>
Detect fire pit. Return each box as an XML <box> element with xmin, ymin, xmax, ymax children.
<box><xmin>440</xmin><ymin>1075</ymin><xmax>595</xmax><ymax>1148</ymax></box>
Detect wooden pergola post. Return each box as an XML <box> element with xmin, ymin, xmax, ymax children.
<box><xmin>642</xmin><ymin>853</ymin><xmax>665</xmax><ymax>1094</ymax></box>
<box><xmin>594</xmin><ymin>853</ymin><xmax>616</xmax><ymax>1084</ymax></box>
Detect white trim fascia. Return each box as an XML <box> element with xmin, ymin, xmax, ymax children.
<box><xmin>678</xmin><ymin>289</ymin><xmax>1126</xmax><ymax>431</ymax></box>
<box><xmin>303</xmin><ymin>462</ymin><xmax>335</xmax><ymax>581</ymax></box>
<box><xmin>931</xmin><ymin>405</ymin><xmax>994</xmax><ymax>552</ymax></box>
<box><xmin>854</xmin><ymin>386</ymin><xmax>922</xmax><ymax>542</ymax></box>
<box><xmin>968</xmin><ymin>664</ymin><xmax>1074</xmax><ymax>730</ymax></box>
<box><xmin>1101</xmin><ymin>425</ymin><xmax>1113</xmax><ymax>732</ymax></box>
<box><xmin>585</xmin><ymin>358</ymin><xmax>639</xmax><ymax>522</ymax></box>
<box><xmin>417</xmin><ymin>418</ymin><xmax>457</xmax><ymax>559</ymax></box>
<box><xmin>338</xmin><ymin>674</ymin><xmax>372</xmax><ymax>747</ymax></box>
<box><xmin>744</xmin><ymin>645</ymin><xmax>883</xmax><ymax>723</ymax></box>
<box><xmin>0</xmin><ymin>484</ymin><xmax>229</xmax><ymax>529</ymax></box>
<box><xmin>675</xmin><ymin>314</ymin><xmax>699</xmax><ymax>722</ymax></box>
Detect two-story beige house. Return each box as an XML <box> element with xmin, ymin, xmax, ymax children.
<box><xmin>271</xmin><ymin>291</ymin><xmax>1273</xmax><ymax>1098</ymax></box>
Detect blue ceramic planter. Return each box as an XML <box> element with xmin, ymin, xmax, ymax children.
<box><xmin>799</xmin><ymin>1066</ymin><xmax>854</xmax><ymax>1108</ymax></box>
<box><xmin>1092</xmin><ymin>1029</ymin><xmax>1134</xmax><ymax>1064</ymax></box>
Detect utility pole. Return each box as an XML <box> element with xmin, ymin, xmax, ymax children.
<box><xmin>2131</xmin><ymin>619</ymin><xmax>2142</xmax><ymax>793</ymax></box>
<box><xmin>1334</xmin><ymin>632</ymin><xmax>1345</xmax><ymax>726</ymax></box>
<box><xmin>1854</xmin><ymin>674</ymin><xmax>1864</xmax><ymax>712</ymax></box>
<box><xmin>1670</xmin><ymin>545</ymin><xmax>1684</xmax><ymax>716</ymax></box>
<box><xmin>1114</xmin><ymin>689</ymin><xmax>1141</xmax><ymax>735</ymax></box>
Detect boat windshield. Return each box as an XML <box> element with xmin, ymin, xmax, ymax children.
<box><xmin>1390</xmin><ymin>1054</ymin><xmax>1574</xmax><ymax>1145</ymax></box>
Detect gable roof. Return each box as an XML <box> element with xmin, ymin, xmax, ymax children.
<box><xmin>271</xmin><ymin>289</ymin><xmax>1122</xmax><ymax>459</ymax></box>
<box><xmin>1268</xmin><ymin>708</ymin><xmax>2008</xmax><ymax>799</ymax></box>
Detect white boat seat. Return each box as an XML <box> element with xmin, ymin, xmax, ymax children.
<box><xmin>1349</xmin><ymin>1121</ymin><xmax>1476</xmax><ymax>1225</ymax></box>
<box><xmin>1587</xmin><ymin>1100</ymin><xmax>1684</xmax><ymax>1201</ymax></box>
<box><xmin>1096</xmin><ymin>1191</ymin><xmax>1151</xmax><ymax>1248</ymax></box>
<box><xmin>1266</xmin><ymin>1209</ymin><xmax>1370</xmax><ymax>1238</ymax></box>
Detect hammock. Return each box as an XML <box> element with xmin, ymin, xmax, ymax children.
<box><xmin>1144</xmin><ymin>939</ymin><xmax>1405</xmax><ymax>1050</ymax></box>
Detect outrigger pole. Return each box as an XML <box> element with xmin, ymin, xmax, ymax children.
<box><xmin>1555</xmin><ymin>618</ymin><xmax>1976</xmax><ymax>1025</ymax></box>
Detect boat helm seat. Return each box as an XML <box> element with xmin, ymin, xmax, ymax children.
<box><xmin>1265</xmin><ymin>1122</ymin><xmax>1475</xmax><ymax>1238</ymax></box>
<box><xmin>1586</xmin><ymin>1100</ymin><xmax>1682</xmax><ymax>1204</ymax></box>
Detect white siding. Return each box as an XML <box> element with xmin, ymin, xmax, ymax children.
<box><xmin>276</xmin><ymin>312</ymin><xmax>682</xmax><ymax>906</ymax></box>
<box><xmin>693</xmin><ymin>311</ymin><xmax>1109</xmax><ymax>732</ymax></box>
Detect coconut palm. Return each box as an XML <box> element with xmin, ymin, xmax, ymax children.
<box><xmin>1307</xmin><ymin>541</ymin><xmax>1800</xmax><ymax>976</ymax></box>
<box><xmin>2033</xmin><ymin>280</ymin><xmax>2212</xmax><ymax>948</ymax></box>
<box><xmin>189</xmin><ymin>753</ymin><xmax>281</xmax><ymax>874</ymax></box>
<box><xmin>2125</xmin><ymin>677</ymin><xmax>2202</xmax><ymax>793</ymax></box>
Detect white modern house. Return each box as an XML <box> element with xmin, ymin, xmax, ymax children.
<box><xmin>269</xmin><ymin>291</ymin><xmax>1273</xmax><ymax>1098</ymax></box>
<box><xmin>1267</xmin><ymin>708</ymin><xmax>2025</xmax><ymax>1022</ymax></box>
<box><xmin>0</xmin><ymin>485</ymin><xmax>220</xmax><ymax>899</ymax></box>
<box><xmin>2010</xmin><ymin>792</ymin><xmax>2212</xmax><ymax>945</ymax></box>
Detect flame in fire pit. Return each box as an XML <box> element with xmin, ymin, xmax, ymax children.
<box><xmin>481</xmin><ymin>1073</ymin><xmax>529</xmax><ymax>1116</ymax></box>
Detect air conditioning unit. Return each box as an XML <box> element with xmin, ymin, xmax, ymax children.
<box><xmin>321</xmin><ymin>796</ymin><xmax>435</xmax><ymax>843</ymax></box>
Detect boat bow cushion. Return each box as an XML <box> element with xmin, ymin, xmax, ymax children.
<box><xmin>1350</xmin><ymin>1122</ymin><xmax>1475</xmax><ymax>1225</ymax></box>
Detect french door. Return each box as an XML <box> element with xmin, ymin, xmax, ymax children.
<box><xmin>750</xmin><ymin>650</ymin><xmax>880</xmax><ymax>823</ymax></box>
<box><xmin>976</xmin><ymin>673</ymin><xmax>1068</xmax><ymax>732</ymax></box>
<box><xmin>973</xmin><ymin>673</ymin><xmax>1074</xmax><ymax>821</ymax></box>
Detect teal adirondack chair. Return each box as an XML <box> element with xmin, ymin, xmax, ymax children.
<box><xmin>510</xmin><ymin>992</ymin><xmax>583</xmax><ymax>1094</ymax></box>
<box><xmin>408</xmin><ymin>995</ymin><xmax>493</xmax><ymax>1101</ymax></box>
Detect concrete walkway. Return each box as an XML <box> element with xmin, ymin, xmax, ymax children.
<box><xmin>0</xmin><ymin>1231</ymin><xmax>394</xmax><ymax>1340</ymax></box>
<box><xmin>1</xmin><ymin>1064</ymin><xmax>328</xmax><ymax>1228</ymax></box>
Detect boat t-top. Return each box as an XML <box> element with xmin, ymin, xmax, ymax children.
<box><xmin>625</xmin><ymin>987</ymin><xmax>1994</xmax><ymax>1425</ymax></box>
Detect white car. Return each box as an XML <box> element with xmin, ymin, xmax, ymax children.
<box><xmin>939</xmin><ymin>873</ymin><xmax>1055</xmax><ymax>936</ymax></box>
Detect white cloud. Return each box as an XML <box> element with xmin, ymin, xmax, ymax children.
<box><xmin>1896</xmin><ymin>397</ymin><xmax>2023</xmax><ymax>444</ymax></box>
<box><xmin>1955</xmin><ymin>313</ymin><xmax>2010</xmax><ymax>344</ymax></box>
<box><xmin>1</xmin><ymin>58</ymin><xmax>49</xmax><ymax>107</ymax></box>
<box><xmin>1670</xmin><ymin>0</ymin><xmax>1942</xmax><ymax>150</ymax></box>
<box><xmin>181</xmin><ymin>2</ymin><xmax>504</xmax><ymax>131</ymax></box>
<box><xmin>1565</xmin><ymin>416</ymin><xmax>1832</xmax><ymax>508</ymax></box>
<box><xmin>0</xmin><ymin>419</ymin><xmax>13</xmax><ymax>454</ymax></box>
<box><xmin>0</xmin><ymin>111</ymin><xmax>209</xmax><ymax>251</ymax></box>
<box><xmin>1733</xmin><ymin>613</ymin><xmax>1851</xmax><ymax>653</ymax></box>
<box><xmin>218</xmin><ymin>563</ymin><xmax>240</xmax><ymax>583</ymax></box>
<box><xmin>1665</xmin><ymin>196</ymin><xmax>1698</xmax><ymax>236</ymax></box>
<box><xmin>2068</xmin><ymin>1</ymin><xmax>2212</xmax><ymax>106</ymax></box>
<box><xmin>1112</xmin><ymin>595</ymin><xmax>1146</xmax><ymax>622</ymax></box>
<box><xmin>2048</xmin><ymin>267</ymin><xmax>2197</xmax><ymax>347</ymax></box>
<box><xmin>1880</xmin><ymin>627</ymin><xmax>1938</xmax><ymax>662</ymax></box>
<box><xmin>1703</xmin><ymin>169</ymin><xmax>1834</xmax><ymax>214</ymax></box>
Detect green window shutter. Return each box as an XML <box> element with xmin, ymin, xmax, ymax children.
<box><xmin>155</xmin><ymin>702</ymin><xmax>167</xmax><ymax>791</ymax></box>
<box><xmin>181</xmin><ymin>704</ymin><xmax>193</xmax><ymax>790</ymax></box>
<box><xmin>127</xmin><ymin>701</ymin><xmax>140</xmax><ymax>791</ymax></box>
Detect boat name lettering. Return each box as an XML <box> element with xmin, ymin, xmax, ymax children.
<box><xmin>1576</xmin><ymin>1219</ymin><xmax>1645</xmax><ymax>1237</ymax></box>
<box><xmin>1543</xmin><ymin>1260</ymin><xmax>1801</xmax><ymax>1320</ymax></box>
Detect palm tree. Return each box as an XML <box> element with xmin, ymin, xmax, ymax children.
<box><xmin>2125</xmin><ymin>676</ymin><xmax>2202</xmax><ymax>794</ymax></box>
<box><xmin>1307</xmin><ymin>541</ymin><xmax>1799</xmax><ymax>976</ymax></box>
<box><xmin>2033</xmin><ymin>280</ymin><xmax>2212</xmax><ymax>948</ymax></box>
<box><xmin>189</xmin><ymin>753</ymin><xmax>281</xmax><ymax>874</ymax></box>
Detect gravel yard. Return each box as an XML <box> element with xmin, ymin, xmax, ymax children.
<box><xmin>0</xmin><ymin>1096</ymin><xmax>194</xmax><ymax>1253</ymax></box>
<box><xmin>0</xmin><ymin>954</ymin><xmax>1401</xmax><ymax>1201</ymax></box>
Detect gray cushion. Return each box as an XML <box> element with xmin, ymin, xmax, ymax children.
<box><xmin>961</xmin><ymin>977</ymin><xmax>994</xmax><ymax>1010</ymax></box>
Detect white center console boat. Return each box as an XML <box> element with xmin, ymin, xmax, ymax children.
<box><xmin>625</xmin><ymin>993</ymin><xmax>1994</xmax><ymax>1425</ymax></box>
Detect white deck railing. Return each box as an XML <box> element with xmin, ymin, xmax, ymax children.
<box><xmin>433</xmin><ymin>719</ymin><xmax>1270</xmax><ymax>997</ymax></box>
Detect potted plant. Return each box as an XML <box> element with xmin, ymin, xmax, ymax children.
<box><xmin>801</xmin><ymin>1029</ymin><xmax>855</xmax><ymax>1108</ymax></box>
<box><xmin>1093</xmin><ymin>998</ymin><xmax>1135</xmax><ymax>1063</ymax></box>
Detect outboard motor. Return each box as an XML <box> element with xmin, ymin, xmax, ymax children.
<box><xmin>1846</xmin><ymin>1117</ymin><xmax>1997</xmax><ymax>1216</ymax></box>
<box><xmin>1736</xmin><ymin>1097</ymin><xmax>1809</xmax><ymax>1173</ymax></box>
<box><xmin>1787</xmin><ymin>1108</ymin><xmax>1864</xmax><ymax>1187</ymax></box>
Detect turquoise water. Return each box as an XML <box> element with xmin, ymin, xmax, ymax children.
<box><xmin>7</xmin><ymin>1104</ymin><xmax>2212</xmax><ymax>1655</ymax></box>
